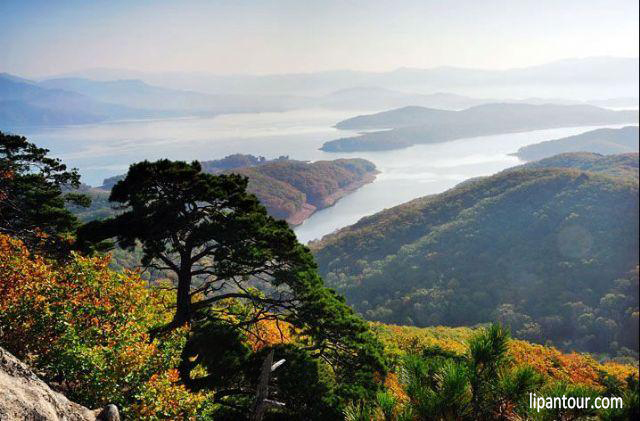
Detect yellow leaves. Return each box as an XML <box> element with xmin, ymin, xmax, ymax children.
<box><xmin>130</xmin><ymin>369</ymin><xmax>209</xmax><ymax>421</ymax></box>
<box><xmin>507</xmin><ymin>339</ymin><xmax>615</xmax><ymax>388</ymax></box>
<box><xmin>371</xmin><ymin>322</ymin><xmax>473</xmax><ymax>357</ymax></box>
<box><xmin>384</xmin><ymin>372</ymin><xmax>409</xmax><ymax>404</ymax></box>
<box><xmin>373</xmin><ymin>322</ymin><xmax>638</xmax><ymax>397</ymax></box>
<box><xmin>0</xmin><ymin>234</ymin><xmax>193</xmax><ymax>418</ymax></box>
<box><xmin>601</xmin><ymin>361</ymin><xmax>639</xmax><ymax>383</ymax></box>
<box><xmin>247</xmin><ymin>318</ymin><xmax>295</xmax><ymax>351</ymax></box>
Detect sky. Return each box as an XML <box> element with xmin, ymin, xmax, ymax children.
<box><xmin>1</xmin><ymin>0</ymin><xmax>638</xmax><ymax>77</ymax></box>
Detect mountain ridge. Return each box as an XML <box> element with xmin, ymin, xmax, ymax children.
<box><xmin>311</xmin><ymin>154</ymin><xmax>638</xmax><ymax>356</ymax></box>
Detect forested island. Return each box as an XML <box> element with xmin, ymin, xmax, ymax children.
<box><xmin>322</xmin><ymin>103</ymin><xmax>639</xmax><ymax>152</ymax></box>
<box><xmin>75</xmin><ymin>154</ymin><xmax>378</xmax><ymax>226</ymax></box>
<box><xmin>311</xmin><ymin>152</ymin><xmax>639</xmax><ymax>360</ymax></box>
<box><xmin>513</xmin><ymin>126</ymin><xmax>639</xmax><ymax>161</ymax></box>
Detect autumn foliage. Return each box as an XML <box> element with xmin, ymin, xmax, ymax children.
<box><xmin>373</xmin><ymin>322</ymin><xmax>638</xmax><ymax>389</ymax></box>
<box><xmin>1</xmin><ymin>233</ymin><xmax>638</xmax><ymax>420</ymax></box>
<box><xmin>0</xmin><ymin>234</ymin><xmax>206</xmax><ymax>419</ymax></box>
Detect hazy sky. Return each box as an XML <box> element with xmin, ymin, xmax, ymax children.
<box><xmin>1</xmin><ymin>0</ymin><xmax>638</xmax><ymax>77</ymax></box>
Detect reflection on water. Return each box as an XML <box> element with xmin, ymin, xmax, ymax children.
<box><xmin>18</xmin><ymin>110</ymin><xmax>630</xmax><ymax>243</ymax></box>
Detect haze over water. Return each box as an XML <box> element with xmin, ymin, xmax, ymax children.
<box><xmin>19</xmin><ymin>110</ymin><xmax>630</xmax><ymax>243</ymax></box>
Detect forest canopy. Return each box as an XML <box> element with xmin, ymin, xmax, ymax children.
<box><xmin>312</xmin><ymin>156</ymin><xmax>639</xmax><ymax>359</ymax></box>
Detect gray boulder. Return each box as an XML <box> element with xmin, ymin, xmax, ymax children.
<box><xmin>0</xmin><ymin>346</ymin><xmax>119</xmax><ymax>421</ymax></box>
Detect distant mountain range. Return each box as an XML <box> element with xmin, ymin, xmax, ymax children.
<box><xmin>0</xmin><ymin>73</ymin><xmax>310</xmax><ymax>129</ymax></box>
<box><xmin>43</xmin><ymin>57</ymin><xmax>639</xmax><ymax>97</ymax></box>
<box><xmin>513</xmin><ymin>126</ymin><xmax>639</xmax><ymax>161</ymax></box>
<box><xmin>322</xmin><ymin>104</ymin><xmax>639</xmax><ymax>151</ymax></box>
<box><xmin>311</xmin><ymin>152</ymin><xmax>639</xmax><ymax>355</ymax></box>
<box><xmin>39</xmin><ymin>77</ymin><xmax>308</xmax><ymax>115</ymax></box>
<box><xmin>0</xmin><ymin>73</ymin><xmax>148</xmax><ymax>128</ymax></box>
<box><xmin>2</xmin><ymin>56</ymin><xmax>638</xmax><ymax>129</ymax></box>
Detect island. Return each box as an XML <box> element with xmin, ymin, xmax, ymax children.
<box><xmin>512</xmin><ymin>125</ymin><xmax>639</xmax><ymax>161</ymax></box>
<box><xmin>321</xmin><ymin>103</ymin><xmax>639</xmax><ymax>152</ymax></box>
<box><xmin>74</xmin><ymin>154</ymin><xmax>378</xmax><ymax>226</ymax></box>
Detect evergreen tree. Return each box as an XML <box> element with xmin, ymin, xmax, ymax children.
<box><xmin>0</xmin><ymin>131</ymin><xmax>89</xmax><ymax>257</ymax></box>
<box><xmin>78</xmin><ymin>159</ymin><xmax>386</xmax><ymax>413</ymax></box>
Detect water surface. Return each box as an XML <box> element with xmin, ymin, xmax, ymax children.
<box><xmin>19</xmin><ymin>111</ymin><xmax>629</xmax><ymax>243</ymax></box>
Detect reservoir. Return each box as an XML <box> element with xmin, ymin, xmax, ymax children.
<box><xmin>18</xmin><ymin>110</ymin><xmax>631</xmax><ymax>242</ymax></box>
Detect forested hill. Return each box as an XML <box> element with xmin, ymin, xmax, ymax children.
<box><xmin>513</xmin><ymin>125</ymin><xmax>639</xmax><ymax>161</ymax></box>
<box><xmin>99</xmin><ymin>153</ymin><xmax>291</xmax><ymax>189</ymax></box>
<box><xmin>515</xmin><ymin>151</ymin><xmax>639</xmax><ymax>178</ymax></box>
<box><xmin>322</xmin><ymin>104</ymin><xmax>639</xmax><ymax>152</ymax></box>
<box><xmin>311</xmin><ymin>156</ymin><xmax>639</xmax><ymax>357</ymax></box>
<box><xmin>232</xmin><ymin>158</ymin><xmax>377</xmax><ymax>224</ymax></box>
<box><xmin>74</xmin><ymin>155</ymin><xmax>377</xmax><ymax>226</ymax></box>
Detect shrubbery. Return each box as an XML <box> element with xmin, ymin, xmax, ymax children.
<box><xmin>0</xmin><ymin>234</ymin><xmax>206</xmax><ymax>419</ymax></box>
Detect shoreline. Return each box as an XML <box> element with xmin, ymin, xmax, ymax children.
<box><xmin>286</xmin><ymin>171</ymin><xmax>378</xmax><ymax>226</ymax></box>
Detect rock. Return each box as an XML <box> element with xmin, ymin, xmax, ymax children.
<box><xmin>95</xmin><ymin>405</ymin><xmax>120</xmax><ymax>421</ymax></box>
<box><xmin>0</xmin><ymin>346</ymin><xmax>113</xmax><ymax>421</ymax></box>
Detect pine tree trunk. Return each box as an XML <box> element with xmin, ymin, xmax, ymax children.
<box><xmin>174</xmin><ymin>268</ymin><xmax>192</xmax><ymax>324</ymax></box>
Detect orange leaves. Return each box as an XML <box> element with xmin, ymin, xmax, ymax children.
<box><xmin>508</xmin><ymin>340</ymin><xmax>605</xmax><ymax>388</ymax></box>
<box><xmin>373</xmin><ymin>322</ymin><xmax>638</xmax><ymax>396</ymax></box>
<box><xmin>0</xmin><ymin>234</ymin><xmax>199</xmax><ymax>419</ymax></box>
<box><xmin>384</xmin><ymin>371</ymin><xmax>409</xmax><ymax>404</ymax></box>
<box><xmin>246</xmin><ymin>318</ymin><xmax>295</xmax><ymax>351</ymax></box>
<box><xmin>507</xmin><ymin>339</ymin><xmax>639</xmax><ymax>388</ymax></box>
<box><xmin>130</xmin><ymin>369</ymin><xmax>208</xmax><ymax>421</ymax></box>
<box><xmin>601</xmin><ymin>361</ymin><xmax>639</xmax><ymax>383</ymax></box>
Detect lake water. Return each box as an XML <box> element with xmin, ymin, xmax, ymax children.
<box><xmin>19</xmin><ymin>110</ymin><xmax>630</xmax><ymax>243</ymax></box>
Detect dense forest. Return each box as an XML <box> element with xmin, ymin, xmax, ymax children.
<box><xmin>514</xmin><ymin>126</ymin><xmax>639</xmax><ymax>161</ymax></box>
<box><xmin>234</xmin><ymin>158</ymin><xmax>378</xmax><ymax>223</ymax></box>
<box><xmin>312</xmin><ymin>154</ymin><xmax>639</xmax><ymax>359</ymax></box>
<box><xmin>322</xmin><ymin>104</ymin><xmax>639</xmax><ymax>151</ymax></box>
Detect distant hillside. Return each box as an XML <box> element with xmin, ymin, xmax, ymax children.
<box><xmin>233</xmin><ymin>158</ymin><xmax>378</xmax><ymax>224</ymax></box>
<box><xmin>311</xmin><ymin>160</ymin><xmax>638</xmax><ymax>356</ymax></box>
<box><xmin>0</xmin><ymin>73</ymin><xmax>143</xmax><ymax>129</ymax></box>
<box><xmin>516</xmin><ymin>152</ymin><xmax>639</xmax><ymax>179</ymax></box>
<box><xmin>75</xmin><ymin>155</ymin><xmax>377</xmax><ymax>226</ymax></box>
<box><xmin>335</xmin><ymin>105</ymin><xmax>457</xmax><ymax>130</ymax></box>
<box><xmin>323</xmin><ymin>104</ymin><xmax>639</xmax><ymax>151</ymax></box>
<box><xmin>513</xmin><ymin>126</ymin><xmax>639</xmax><ymax>161</ymax></box>
<box><xmin>321</xmin><ymin>88</ymin><xmax>490</xmax><ymax>111</ymax></box>
<box><xmin>200</xmin><ymin>153</ymin><xmax>289</xmax><ymax>173</ymax></box>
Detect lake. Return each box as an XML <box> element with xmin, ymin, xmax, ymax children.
<box><xmin>19</xmin><ymin>110</ymin><xmax>630</xmax><ymax>243</ymax></box>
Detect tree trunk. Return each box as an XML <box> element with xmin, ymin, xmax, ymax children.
<box><xmin>249</xmin><ymin>349</ymin><xmax>274</xmax><ymax>421</ymax></box>
<box><xmin>174</xmin><ymin>266</ymin><xmax>192</xmax><ymax>325</ymax></box>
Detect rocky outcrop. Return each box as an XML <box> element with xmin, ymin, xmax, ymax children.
<box><xmin>0</xmin><ymin>346</ymin><xmax>119</xmax><ymax>421</ymax></box>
